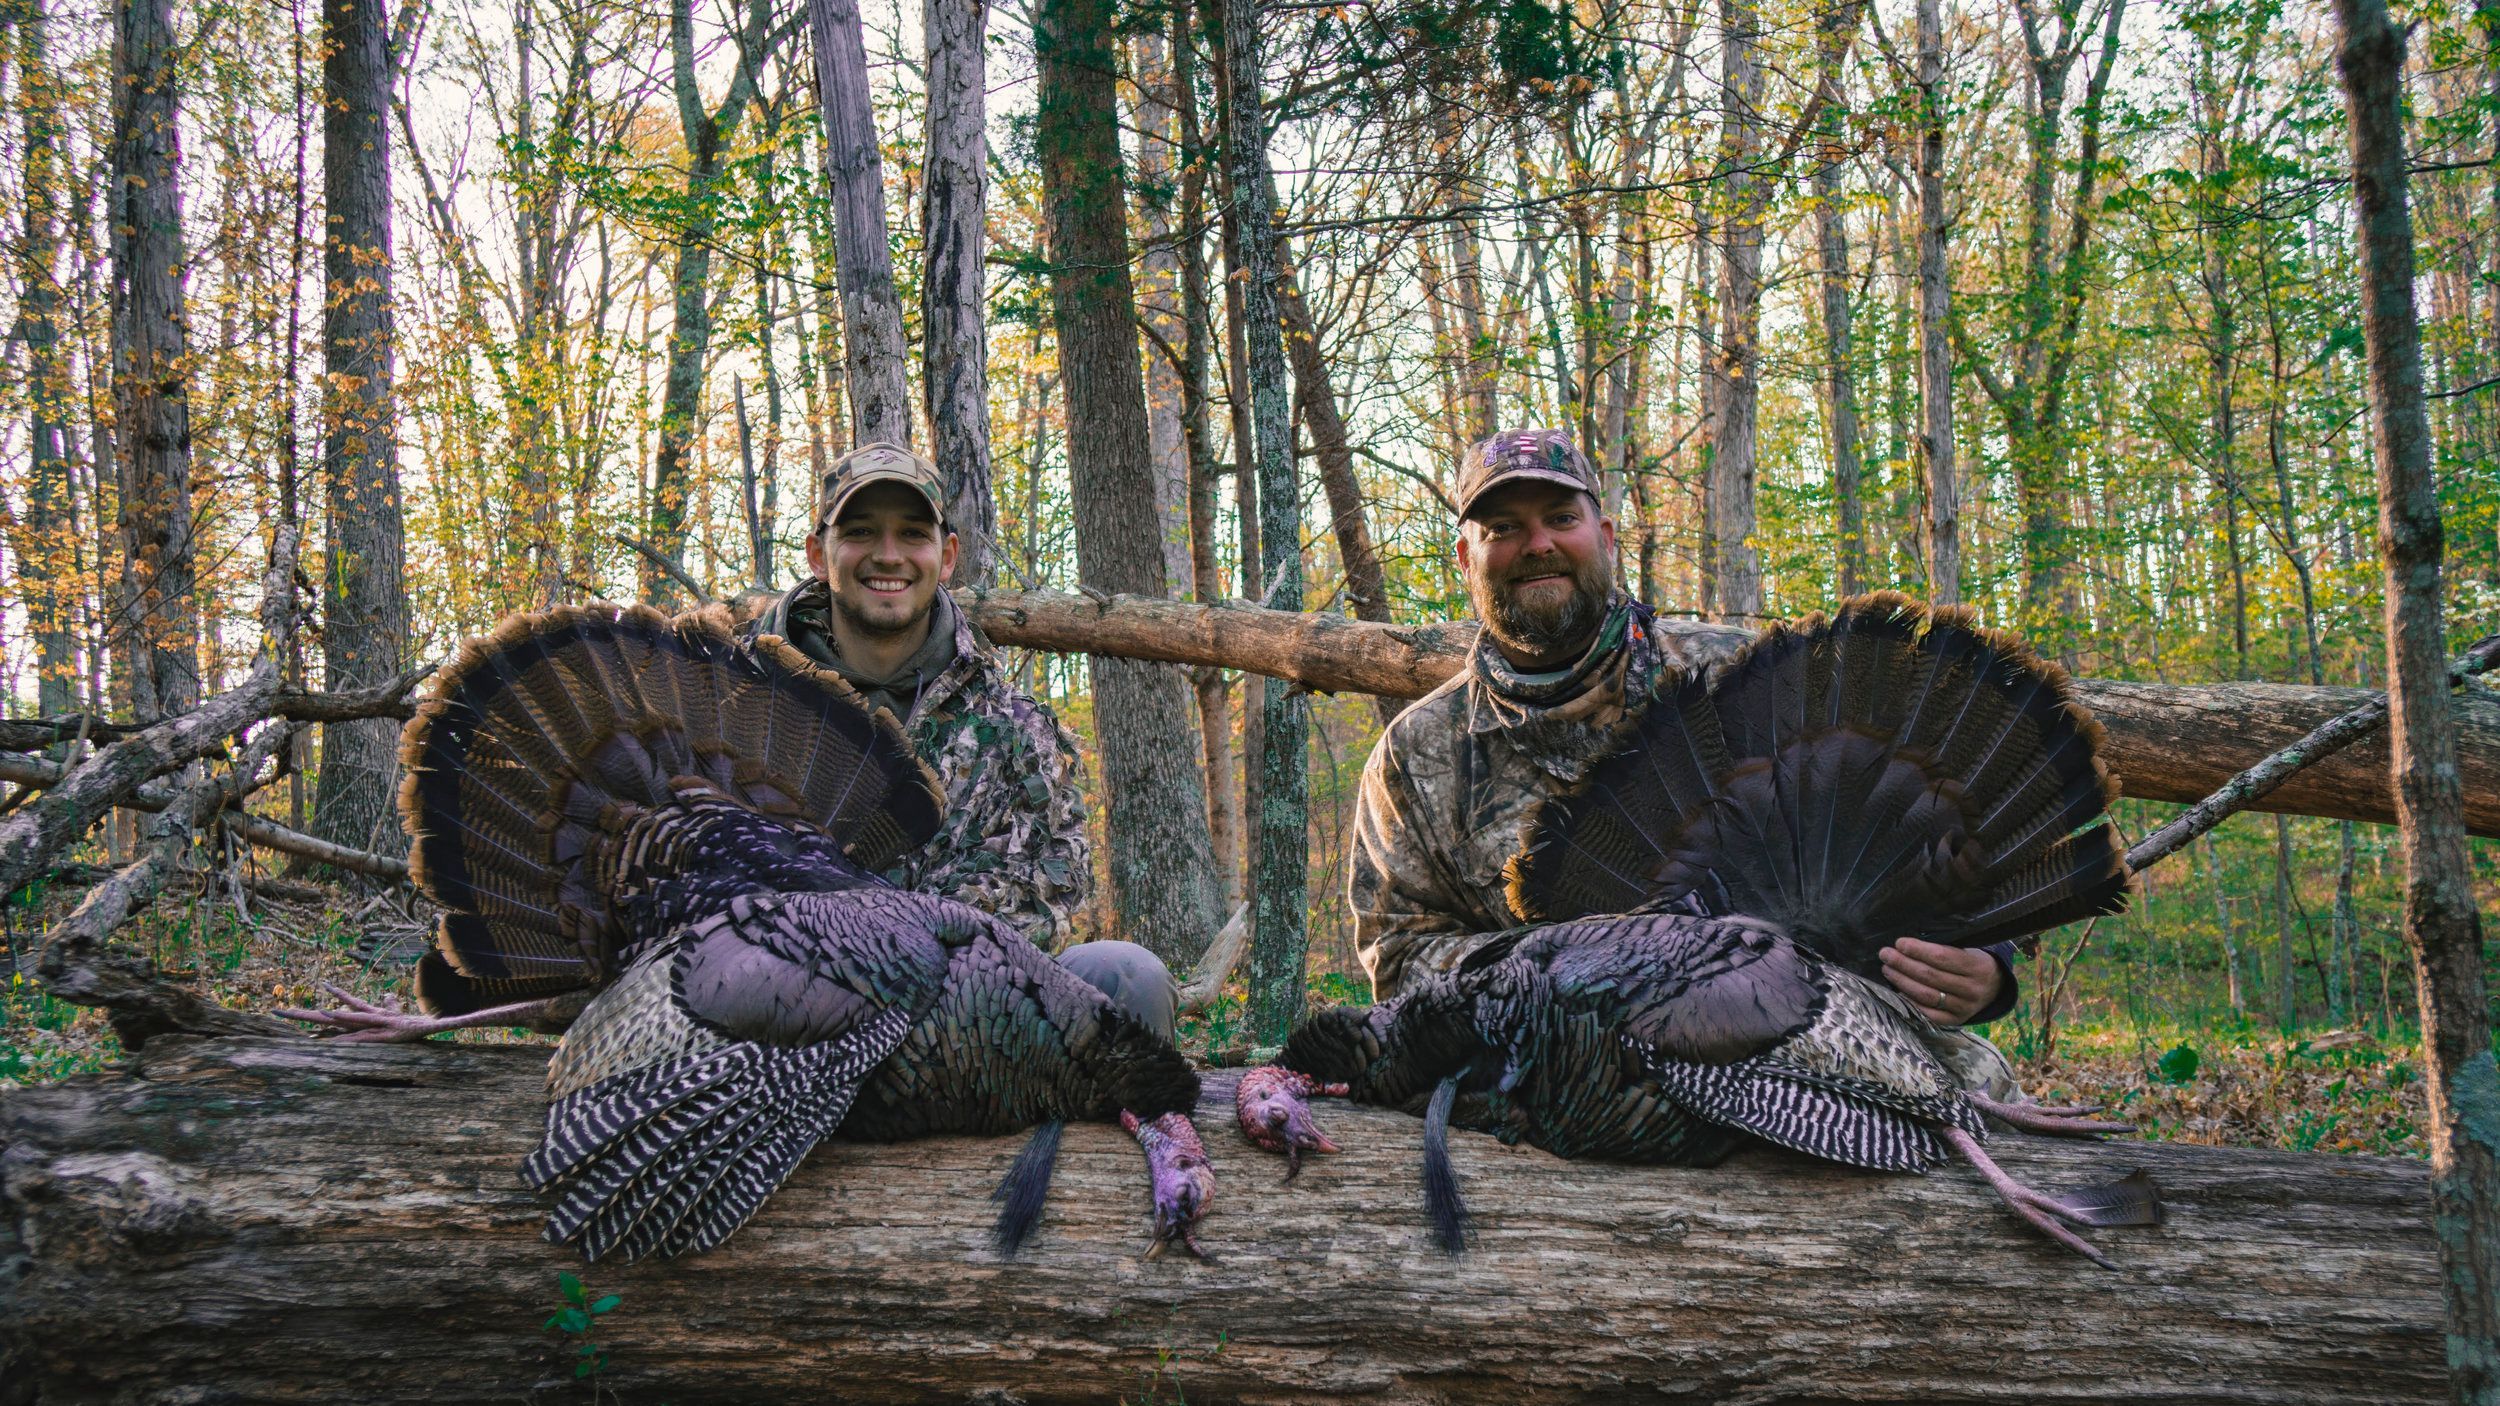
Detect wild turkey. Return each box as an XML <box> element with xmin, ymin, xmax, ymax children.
<box><xmin>317</xmin><ymin>604</ymin><xmax>1206</xmax><ymax>1262</ymax></box>
<box><xmin>1276</xmin><ymin>594</ymin><xmax>2159</xmax><ymax>1264</ymax></box>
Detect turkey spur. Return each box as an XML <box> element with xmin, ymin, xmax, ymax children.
<box><xmin>1279</xmin><ymin>593</ymin><xmax>2161</xmax><ymax>1265</ymax></box>
<box><xmin>297</xmin><ymin>604</ymin><xmax>1201</xmax><ymax>1262</ymax></box>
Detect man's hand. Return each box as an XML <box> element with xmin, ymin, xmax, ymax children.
<box><xmin>1878</xmin><ymin>938</ymin><xmax>2005</xmax><ymax>1026</ymax></box>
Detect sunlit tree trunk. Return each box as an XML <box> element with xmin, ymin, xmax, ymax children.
<box><xmin>1913</xmin><ymin>0</ymin><xmax>1957</xmax><ymax>606</ymax></box>
<box><xmin>1813</xmin><ymin>0</ymin><xmax>1866</xmax><ymax>597</ymax></box>
<box><xmin>1037</xmin><ymin>0</ymin><xmax>1223</xmax><ymax>966</ymax></box>
<box><xmin>1133</xmin><ymin>29</ymin><xmax>1194</xmax><ymax>601</ymax></box>
<box><xmin>923</xmin><ymin>0</ymin><xmax>998</xmax><ymax>587</ymax></box>
<box><xmin>2333</xmin><ymin>0</ymin><xmax>2500</xmax><ymax>1394</ymax></box>
<box><xmin>110</xmin><ymin>0</ymin><xmax>199</xmax><ymax>723</ymax></box>
<box><xmin>1706</xmin><ymin>0</ymin><xmax>1765</xmax><ymax>622</ymax></box>
<box><xmin>810</xmin><ymin>0</ymin><xmax>910</xmax><ymax>448</ymax></box>
<box><xmin>15</xmin><ymin>0</ymin><xmax>79</xmax><ymax>725</ymax></box>
<box><xmin>648</xmin><ymin>0</ymin><xmax>774</xmax><ymax>603</ymax></box>
<box><xmin>309</xmin><ymin>0</ymin><xmax>411</xmax><ymax>857</ymax></box>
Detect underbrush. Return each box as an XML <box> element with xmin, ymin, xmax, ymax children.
<box><xmin>2012</xmin><ymin>1021</ymin><xmax>2429</xmax><ymax>1157</ymax></box>
<box><xmin>0</xmin><ymin>869</ymin><xmax>540</xmax><ymax>1092</ymax></box>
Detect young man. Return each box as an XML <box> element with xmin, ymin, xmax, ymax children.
<box><xmin>1346</xmin><ymin>429</ymin><xmax>2018</xmax><ymax>1088</ymax></box>
<box><xmin>746</xmin><ymin>443</ymin><xmax>1092</xmax><ymax>948</ymax></box>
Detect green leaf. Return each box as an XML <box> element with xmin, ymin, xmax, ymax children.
<box><xmin>553</xmin><ymin>1308</ymin><xmax>591</xmax><ymax>1334</ymax></box>
<box><xmin>590</xmin><ymin>1295</ymin><xmax>622</xmax><ymax>1315</ymax></box>
<box><xmin>2154</xmin><ymin>1043</ymin><xmax>2200</xmax><ymax>1084</ymax></box>
<box><xmin>558</xmin><ymin>1271</ymin><xmax>586</xmax><ymax>1305</ymax></box>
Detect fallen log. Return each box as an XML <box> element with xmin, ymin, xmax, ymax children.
<box><xmin>957</xmin><ymin>587</ymin><xmax>2500</xmax><ymax>837</ymax></box>
<box><xmin>0</xmin><ymin>1036</ymin><xmax>2445</xmax><ymax>1404</ymax></box>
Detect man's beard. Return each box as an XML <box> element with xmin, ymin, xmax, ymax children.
<box><xmin>1466</xmin><ymin>550</ymin><xmax>1613</xmax><ymax>665</ymax></box>
<box><xmin>830</xmin><ymin>582</ymin><xmax>932</xmax><ymax>640</ymax></box>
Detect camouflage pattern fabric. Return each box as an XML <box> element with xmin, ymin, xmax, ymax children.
<box><xmin>746</xmin><ymin>580</ymin><xmax>1091</xmax><ymax>946</ymax></box>
<box><xmin>1348</xmin><ymin>591</ymin><xmax>2021</xmax><ymax>1094</ymax></box>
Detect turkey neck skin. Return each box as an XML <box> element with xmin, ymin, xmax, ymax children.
<box><xmin>839</xmin><ymin>938</ymin><xmax>1199</xmax><ymax>1141</ymax></box>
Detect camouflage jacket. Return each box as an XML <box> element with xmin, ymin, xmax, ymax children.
<box><xmin>1350</xmin><ymin>595</ymin><xmax>1750</xmax><ymax>1000</ymax></box>
<box><xmin>746</xmin><ymin>581</ymin><xmax>1091</xmax><ymax>946</ymax></box>
<box><xmin>1347</xmin><ymin>592</ymin><xmax>2023</xmax><ymax>1087</ymax></box>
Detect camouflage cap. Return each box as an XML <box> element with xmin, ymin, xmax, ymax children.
<box><xmin>816</xmin><ymin>442</ymin><xmax>948</xmax><ymax>533</ymax></box>
<box><xmin>1455</xmin><ymin>428</ymin><xmax>1602</xmax><ymax>520</ymax></box>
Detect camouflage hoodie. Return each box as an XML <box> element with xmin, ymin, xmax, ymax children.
<box><xmin>746</xmin><ymin>580</ymin><xmax>1091</xmax><ymax>946</ymax></box>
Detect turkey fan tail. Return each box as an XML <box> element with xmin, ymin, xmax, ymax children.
<box><xmin>399</xmin><ymin>603</ymin><xmax>945</xmax><ymax>1012</ymax></box>
<box><xmin>990</xmin><ymin>1120</ymin><xmax>1067</xmax><ymax>1256</ymax></box>
<box><xmin>1421</xmin><ymin>1075</ymin><xmax>1469</xmax><ymax>1255</ymax></box>
<box><xmin>1508</xmin><ymin>592</ymin><xmax>2130</xmax><ymax>974</ymax></box>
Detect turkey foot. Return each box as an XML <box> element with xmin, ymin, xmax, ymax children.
<box><xmin>1967</xmin><ymin>1092</ymin><xmax>2136</xmax><ymax>1138</ymax></box>
<box><xmin>278</xmin><ymin>983</ymin><xmax>560</xmax><ymax>1044</ymax></box>
<box><xmin>1235</xmin><ymin>1067</ymin><xmax>1346</xmax><ymax>1181</ymax></box>
<box><xmin>1125</xmin><ymin>1110</ymin><xmax>1216</xmax><ymax>1260</ymax></box>
<box><xmin>1941</xmin><ymin>1127</ymin><xmax>2165</xmax><ymax>1270</ymax></box>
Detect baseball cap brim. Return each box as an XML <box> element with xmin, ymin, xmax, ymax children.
<box><xmin>1458</xmin><ymin>465</ymin><xmax>1598</xmax><ymax>520</ymax></box>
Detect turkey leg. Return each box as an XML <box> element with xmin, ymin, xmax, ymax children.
<box><xmin>278</xmin><ymin>983</ymin><xmax>564</xmax><ymax>1044</ymax></box>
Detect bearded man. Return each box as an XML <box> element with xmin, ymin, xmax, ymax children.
<box><xmin>1347</xmin><ymin>429</ymin><xmax>2019</xmax><ymax>1085</ymax></box>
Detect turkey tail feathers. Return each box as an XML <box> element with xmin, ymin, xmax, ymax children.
<box><xmin>1508</xmin><ymin>593</ymin><xmax>2130</xmax><ymax>973</ymax></box>
<box><xmin>1421</xmin><ymin>1075</ymin><xmax>1469</xmax><ymax>1256</ymax></box>
<box><xmin>400</xmin><ymin>604</ymin><xmax>944</xmax><ymax>1012</ymax></box>
<box><xmin>990</xmin><ymin>1120</ymin><xmax>1067</xmax><ymax>1256</ymax></box>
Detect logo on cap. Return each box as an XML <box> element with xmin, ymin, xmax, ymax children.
<box><xmin>1454</xmin><ymin>428</ymin><xmax>1601</xmax><ymax>519</ymax></box>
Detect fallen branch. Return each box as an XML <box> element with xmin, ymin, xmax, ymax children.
<box><xmin>1177</xmin><ymin>901</ymin><xmax>1251</xmax><ymax>1013</ymax></box>
<box><xmin>0</xmin><ymin>1036</ymin><xmax>2450</xmax><ymax>1404</ymax></box>
<box><xmin>0</xmin><ymin>746</ymin><xmax>409</xmax><ymax>885</ymax></box>
<box><xmin>0</xmin><ymin>666</ymin><xmax>429</xmax><ymax>752</ymax></box>
<box><xmin>956</xmin><ymin>588</ymin><xmax>2500</xmax><ymax>836</ymax></box>
<box><xmin>2125</xmin><ymin>633</ymin><xmax>2500</xmax><ymax>872</ymax></box>
<box><xmin>0</xmin><ymin>531</ymin><xmax>304</xmax><ymax>900</ymax></box>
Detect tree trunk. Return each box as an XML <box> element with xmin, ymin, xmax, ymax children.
<box><xmin>1813</xmin><ymin>0</ymin><xmax>1866</xmax><ymax>597</ymax></box>
<box><xmin>1035</xmin><ymin>0</ymin><xmax>1223</xmax><ymax>967</ymax></box>
<box><xmin>1913</xmin><ymin>0</ymin><xmax>1958</xmax><ymax>606</ymax></box>
<box><xmin>647</xmin><ymin>0</ymin><xmax>773</xmax><ymax>603</ymax></box>
<box><xmin>308</xmin><ymin>0</ymin><xmax>411</xmax><ymax>860</ymax></box>
<box><xmin>1218</xmin><ymin>0</ymin><xmax>1307</xmax><ymax>1044</ymax></box>
<box><xmin>110</xmin><ymin>0</ymin><xmax>199</xmax><ymax>723</ymax></box>
<box><xmin>2331</xmin><ymin>0</ymin><xmax>2500</xmax><ymax>1394</ymax></box>
<box><xmin>1274</xmin><ymin>243</ymin><xmax>1396</xmax><ymax>656</ymax></box>
<box><xmin>15</xmin><ymin>0</ymin><xmax>79</xmax><ymax>726</ymax></box>
<box><xmin>0</xmin><ymin>1036</ymin><xmax>2455</xmax><ymax>1405</ymax></box>
<box><xmin>922</xmin><ymin>0</ymin><xmax>998</xmax><ymax>587</ymax></box>
<box><xmin>1133</xmin><ymin>29</ymin><xmax>1196</xmax><ymax>602</ymax></box>
<box><xmin>1706</xmin><ymin>0</ymin><xmax>1766</xmax><ymax>623</ymax></box>
<box><xmin>1171</xmin><ymin>2</ymin><xmax>1240</xmax><ymax>905</ymax></box>
<box><xmin>953</xmin><ymin>588</ymin><xmax>2500</xmax><ymax>837</ymax></box>
<box><xmin>1214</xmin><ymin>33</ymin><xmax>1264</xmax><ymax>913</ymax></box>
<box><xmin>810</xmin><ymin>0</ymin><xmax>911</xmax><ymax>448</ymax></box>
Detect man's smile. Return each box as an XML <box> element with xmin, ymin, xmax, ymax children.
<box><xmin>860</xmin><ymin>575</ymin><xmax>915</xmax><ymax>595</ymax></box>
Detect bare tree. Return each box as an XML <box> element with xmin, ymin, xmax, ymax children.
<box><xmin>645</xmin><ymin>0</ymin><xmax>778</xmax><ymax>603</ymax></box>
<box><xmin>1219</xmin><ymin>0</ymin><xmax>1308</xmax><ymax>1042</ymax></box>
<box><xmin>1813</xmin><ymin>0</ymin><xmax>1868</xmax><ymax>596</ymax></box>
<box><xmin>12</xmin><ymin>0</ymin><xmax>79</xmax><ymax>724</ymax></box>
<box><xmin>923</xmin><ymin>0</ymin><xmax>998</xmax><ymax>586</ymax></box>
<box><xmin>1035</xmin><ymin>0</ymin><xmax>1224</xmax><ymax>965</ymax></box>
<box><xmin>1706</xmin><ymin>0</ymin><xmax>1766</xmax><ymax>622</ymax></box>
<box><xmin>2332</xmin><ymin>0</ymin><xmax>2500</xmax><ymax>1396</ymax></box>
<box><xmin>110</xmin><ymin>0</ymin><xmax>199</xmax><ymax>722</ymax></box>
<box><xmin>309</xmin><ymin>0</ymin><xmax>411</xmax><ymax>857</ymax></box>
<box><xmin>1913</xmin><ymin>0</ymin><xmax>1958</xmax><ymax>605</ymax></box>
<box><xmin>810</xmin><ymin>0</ymin><xmax>910</xmax><ymax>448</ymax></box>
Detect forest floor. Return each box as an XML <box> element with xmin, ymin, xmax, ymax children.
<box><xmin>0</xmin><ymin>873</ymin><xmax>2434</xmax><ymax>1160</ymax></box>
